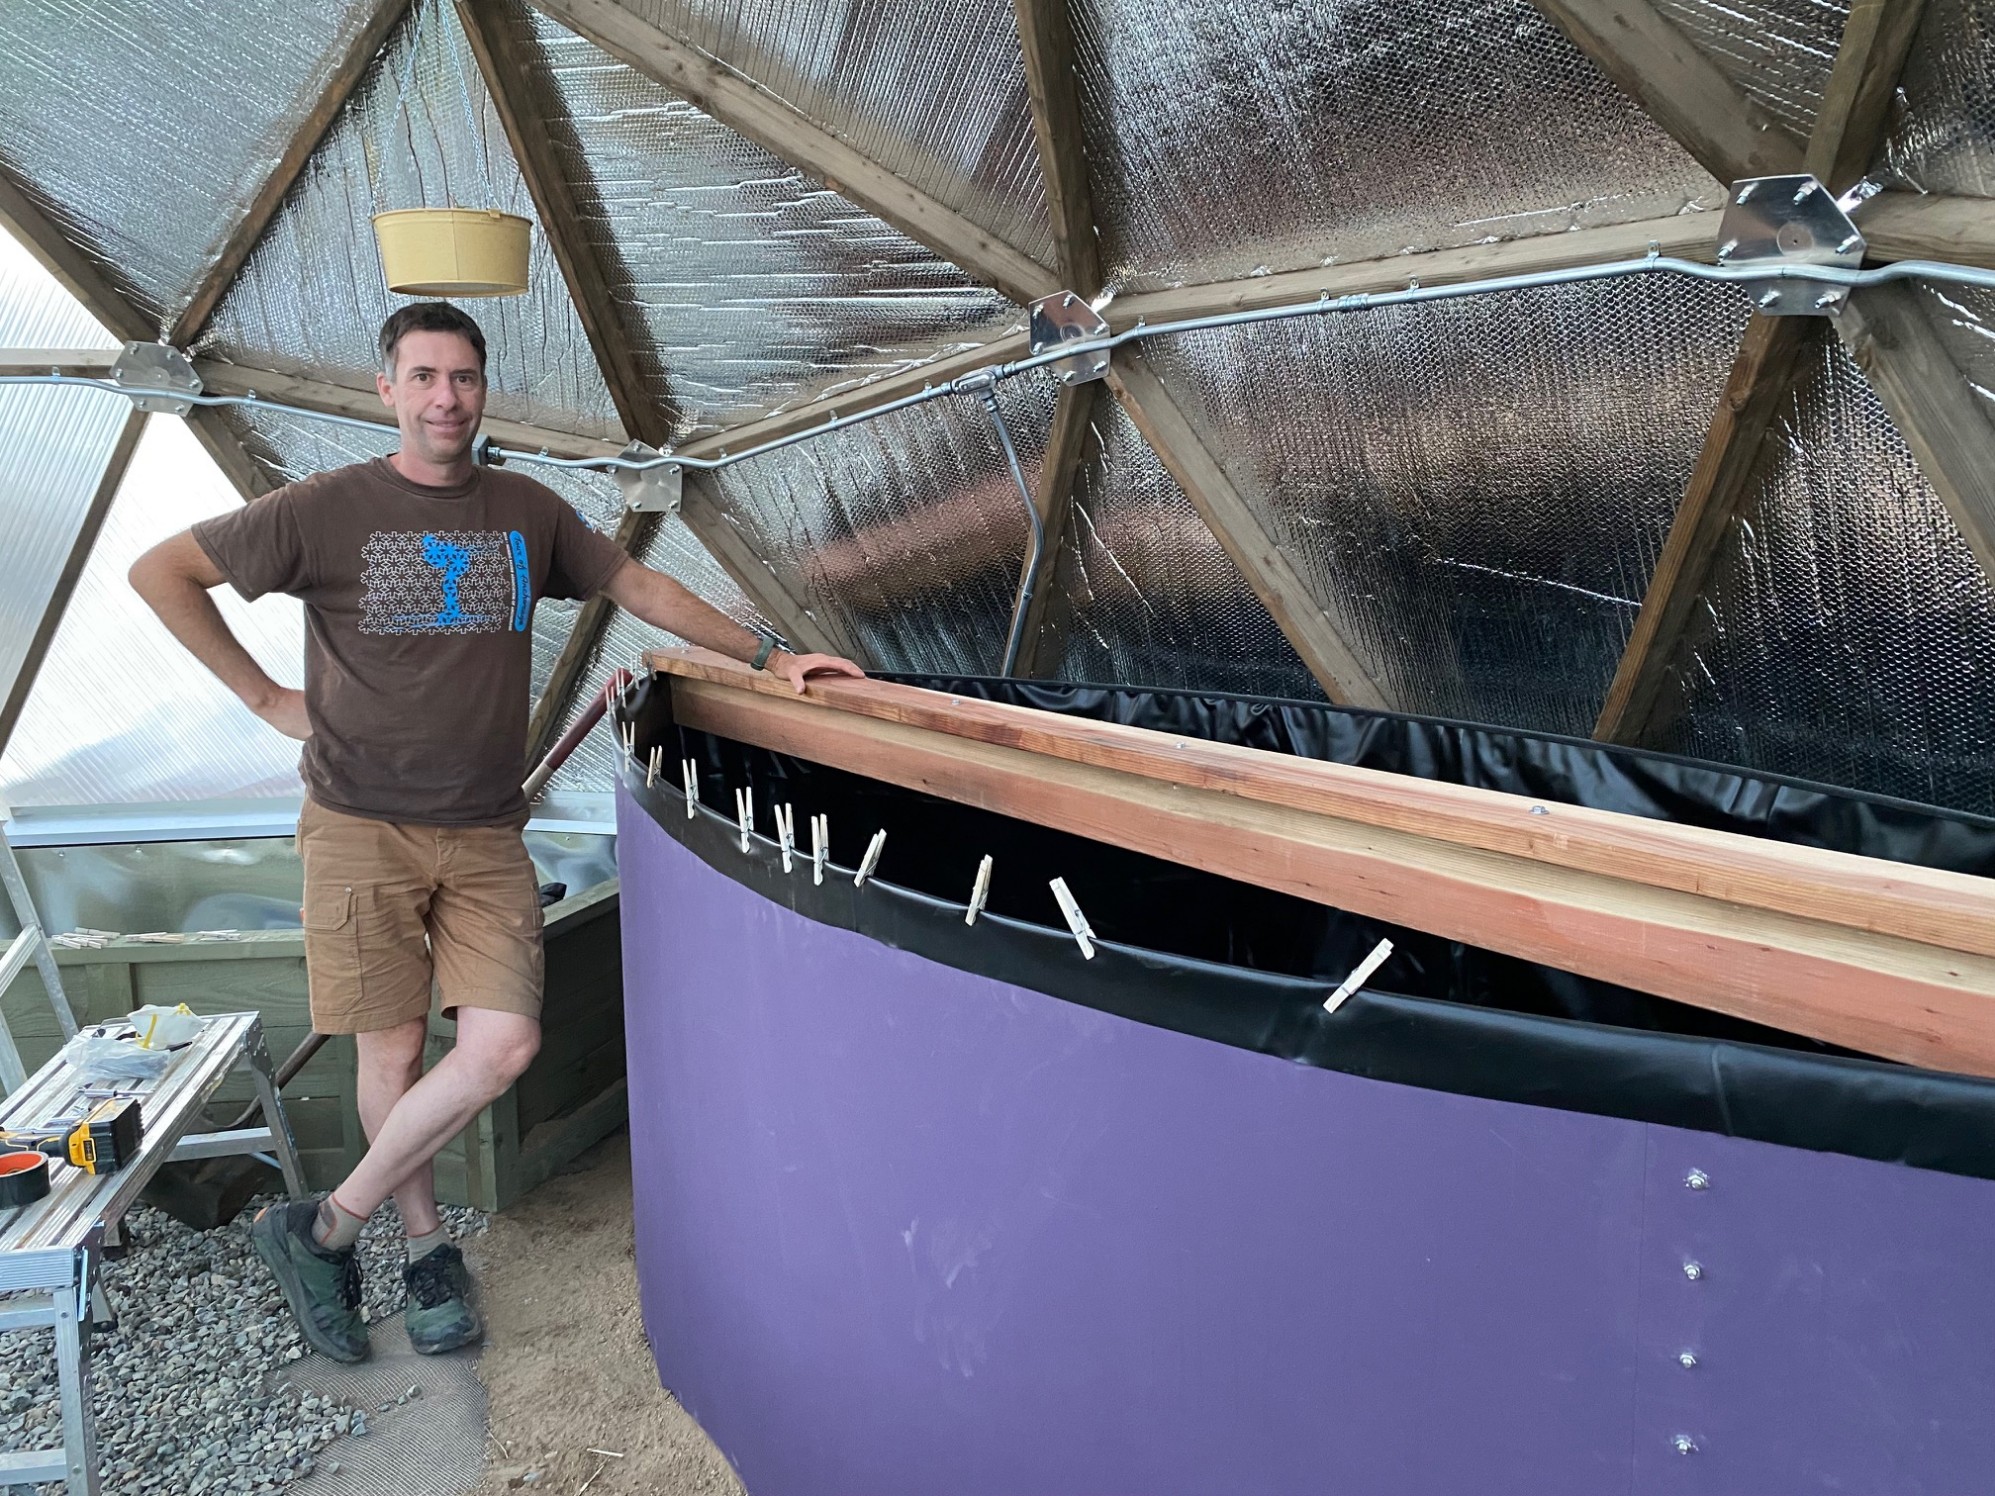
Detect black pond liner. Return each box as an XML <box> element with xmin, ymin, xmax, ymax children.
<box><xmin>619</xmin><ymin>671</ymin><xmax>1995</xmax><ymax>1182</ymax></box>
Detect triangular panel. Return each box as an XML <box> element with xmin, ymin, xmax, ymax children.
<box><xmin>0</xmin><ymin>418</ymin><xmax>307</xmax><ymax>806</ymax></box>
<box><xmin>1133</xmin><ymin>273</ymin><xmax>1752</xmax><ymax>733</ymax></box>
<box><xmin>504</xmin><ymin>2</ymin><xmax>1023</xmax><ymax>442</ymax></box>
<box><xmin>1652</xmin><ymin>0</ymin><xmax>1846</xmax><ymax>143</ymax></box>
<box><xmin>1073</xmin><ymin>0</ymin><xmax>1724</xmax><ymax>296</ymax></box>
<box><xmin>203</xmin><ymin>0</ymin><xmax>621</xmax><ymax>441</ymax></box>
<box><xmin>0</xmin><ymin>0</ymin><xmax>389</xmax><ymax>331</ymax></box>
<box><xmin>1650</xmin><ymin>333</ymin><xmax>1995</xmax><ymax>812</ymax></box>
<box><xmin>1040</xmin><ymin>397</ymin><xmax>1324</xmax><ymax>701</ymax></box>
<box><xmin>1886</xmin><ymin>0</ymin><xmax>1995</xmax><ymax>196</ymax></box>
<box><xmin>621</xmin><ymin>0</ymin><xmax>1054</xmax><ymax>270</ymax></box>
<box><xmin>702</xmin><ymin>378</ymin><xmax>1055</xmax><ymax>674</ymax></box>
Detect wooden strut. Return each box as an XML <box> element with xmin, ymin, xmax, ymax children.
<box><xmin>647</xmin><ymin>646</ymin><xmax>1995</xmax><ymax>1080</ymax></box>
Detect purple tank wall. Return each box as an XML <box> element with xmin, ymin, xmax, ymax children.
<box><xmin>616</xmin><ymin>788</ymin><xmax>1995</xmax><ymax>1496</ymax></box>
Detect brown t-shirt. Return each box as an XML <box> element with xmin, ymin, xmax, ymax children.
<box><xmin>193</xmin><ymin>457</ymin><xmax>626</xmax><ymax>826</ymax></box>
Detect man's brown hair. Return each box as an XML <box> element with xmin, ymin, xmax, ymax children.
<box><xmin>378</xmin><ymin>302</ymin><xmax>488</xmax><ymax>377</ymax></box>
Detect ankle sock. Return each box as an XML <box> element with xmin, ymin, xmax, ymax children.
<box><xmin>312</xmin><ymin>1195</ymin><xmax>368</xmax><ymax>1252</ymax></box>
<box><xmin>406</xmin><ymin>1224</ymin><xmax>451</xmax><ymax>1263</ymax></box>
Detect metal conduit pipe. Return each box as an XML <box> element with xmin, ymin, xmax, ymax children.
<box><xmin>972</xmin><ymin>383</ymin><xmax>1045</xmax><ymax>677</ymax></box>
<box><xmin>8</xmin><ymin>255</ymin><xmax>1995</xmax><ymax>480</ymax></box>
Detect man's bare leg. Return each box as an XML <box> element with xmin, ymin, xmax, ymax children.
<box><xmin>353</xmin><ymin>1017</ymin><xmax>442</xmax><ymax>1238</ymax></box>
<box><xmin>330</xmin><ymin>1008</ymin><xmax>540</xmax><ymax>1222</ymax></box>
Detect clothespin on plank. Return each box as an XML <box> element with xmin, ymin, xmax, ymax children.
<box><xmin>1049</xmin><ymin>878</ymin><xmax>1095</xmax><ymax>960</ymax></box>
<box><xmin>854</xmin><ymin>829</ymin><xmax>887</xmax><ymax>887</ymax></box>
<box><xmin>965</xmin><ymin>856</ymin><xmax>993</xmax><ymax>926</ymax></box>
<box><xmin>1323</xmin><ymin>938</ymin><xmax>1394</xmax><ymax>1013</ymax></box>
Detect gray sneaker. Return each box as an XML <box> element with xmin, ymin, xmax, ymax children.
<box><xmin>250</xmin><ymin>1199</ymin><xmax>368</xmax><ymax>1363</ymax></box>
<box><xmin>404</xmin><ymin>1243</ymin><xmax>482</xmax><ymax>1355</ymax></box>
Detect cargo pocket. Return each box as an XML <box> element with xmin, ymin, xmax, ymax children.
<box><xmin>301</xmin><ymin>884</ymin><xmax>363</xmax><ymax>1021</ymax></box>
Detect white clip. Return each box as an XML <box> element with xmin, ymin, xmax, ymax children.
<box><xmin>620</xmin><ymin>720</ymin><xmax>635</xmax><ymax>759</ymax></box>
<box><xmin>812</xmin><ymin>814</ymin><xmax>827</xmax><ymax>886</ymax></box>
<box><xmin>682</xmin><ymin>759</ymin><xmax>699</xmax><ymax>819</ymax></box>
<box><xmin>1049</xmin><ymin>878</ymin><xmax>1095</xmax><ymax>960</ymax></box>
<box><xmin>1323</xmin><ymin>938</ymin><xmax>1394</xmax><ymax>1013</ymax></box>
<box><xmin>775</xmin><ymin>803</ymin><xmax>795</xmax><ymax>873</ymax></box>
<box><xmin>965</xmin><ymin>855</ymin><xmax>993</xmax><ymax>926</ymax></box>
<box><xmin>734</xmin><ymin>787</ymin><xmax>754</xmax><ymax>853</ymax></box>
<box><xmin>645</xmin><ymin>745</ymin><xmax>662</xmax><ymax>788</ymax></box>
<box><xmin>854</xmin><ymin>829</ymin><xmax>886</xmax><ymax>887</ymax></box>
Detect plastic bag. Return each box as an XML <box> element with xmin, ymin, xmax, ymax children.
<box><xmin>57</xmin><ymin>1030</ymin><xmax>171</xmax><ymax>1082</ymax></box>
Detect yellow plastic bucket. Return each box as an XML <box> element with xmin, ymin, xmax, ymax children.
<box><xmin>372</xmin><ymin>207</ymin><xmax>531</xmax><ymax>297</ymax></box>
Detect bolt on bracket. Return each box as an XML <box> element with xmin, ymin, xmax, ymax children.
<box><xmin>1717</xmin><ymin>175</ymin><xmax>1865</xmax><ymax>317</ymax></box>
<box><xmin>615</xmin><ymin>441</ymin><xmax>683</xmax><ymax>514</ymax></box>
<box><xmin>1028</xmin><ymin>291</ymin><xmax>1110</xmax><ymax>385</ymax></box>
<box><xmin>108</xmin><ymin>341</ymin><xmax>202</xmax><ymax>415</ymax></box>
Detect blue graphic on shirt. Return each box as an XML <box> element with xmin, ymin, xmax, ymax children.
<box><xmin>508</xmin><ymin>530</ymin><xmax>531</xmax><ymax>632</ymax></box>
<box><xmin>360</xmin><ymin>529</ymin><xmax>526</xmax><ymax>636</ymax></box>
<box><xmin>421</xmin><ymin>534</ymin><xmax>474</xmax><ymax>627</ymax></box>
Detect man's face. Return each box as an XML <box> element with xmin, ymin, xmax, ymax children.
<box><xmin>377</xmin><ymin>329</ymin><xmax>487</xmax><ymax>465</ymax></box>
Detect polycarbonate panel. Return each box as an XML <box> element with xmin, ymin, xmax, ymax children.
<box><xmin>1652</xmin><ymin>333</ymin><xmax>1995</xmax><ymax>811</ymax></box>
<box><xmin>1072</xmin><ymin>0</ymin><xmax>1722</xmax><ymax>296</ymax></box>
<box><xmin>1651</xmin><ymin>0</ymin><xmax>1846</xmax><ymax>145</ymax></box>
<box><xmin>0</xmin><ymin>418</ymin><xmax>307</xmax><ymax>806</ymax></box>
<box><xmin>1885</xmin><ymin>0</ymin><xmax>1995</xmax><ymax>193</ymax></box>
<box><xmin>624</xmin><ymin>0</ymin><xmax>1053</xmax><ymax>269</ymax></box>
<box><xmin>509</xmin><ymin>3</ymin><xmax>1022</xmax><ymax>442</ymax></box>
<box><xmin>204</xmin><ymin>0</ymin><xmax>620</xmax><ymax>440</ymax></box>
<box><xmin>547</xmin><ymin>516</ymin><xmax>764</xmax><ymax>793</ymax></box>
<box><xmin>1039</xmin><ymin>396</ymin><xmax>1322</xmax><ymax>701</ymax></box>
<box><xmin>0</xmin><ymin>233</ymin><xmax>132</xmax><ymax>715</ymax></box>
<box><xmin>701</xmin><ymin>379</ymin><xmax>1054</xmax><ymax>674</ymax></box>
<box><xmin>1136</xmin><ymin>272</ymin><xmax>1754</xmax><ymax>733</ymax></box>
<box><xmin>0</xmin><ymin>0</ymin><xmax>386</xmax><ymax>332</ymax></box>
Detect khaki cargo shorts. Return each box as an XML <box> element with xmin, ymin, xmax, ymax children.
<box><xmin>296</xmin><ymin>797</ymin><xmax>545</xmax><ymax>1034</ymax></box>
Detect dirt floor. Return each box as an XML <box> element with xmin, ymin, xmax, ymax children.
<box><xmin>466</xmin><ymin>1132</ymin><xmax>745</xmax><ymax>1496</ymax></box>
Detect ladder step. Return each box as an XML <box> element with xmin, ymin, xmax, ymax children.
<box><xmin>0</xmin><ymin>927</ymin><xmax>42</xmax><ymax>994</ymax></box>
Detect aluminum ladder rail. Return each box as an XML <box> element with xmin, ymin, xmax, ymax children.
<box><xmin>0</xmin><ymin>795</ymin><xmax>79</xmax><ymax>1094</ymax></box>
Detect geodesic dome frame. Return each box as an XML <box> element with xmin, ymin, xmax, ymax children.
<box><xmin>2</xmin><ymin>0</ymin><xmax>1993</xmax><ymax>825</ymax></box>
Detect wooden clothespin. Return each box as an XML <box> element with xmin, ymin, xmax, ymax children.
<box><xmin>775</xmin><ymin>804</ymin><xmax>796</xmax><ymax>873</ymax></box>
<box><xmin>1049</xmin><ymin>878</ymin><xmax>1095</xmax><ymax>960</ymax></box>
<box><xmin>811</xmin><ymin>814</ymin><xmax>827</xmax><ymax>886</ymax></box>
<box><xmin>1323</xmin><ymin>938</ymin><xmax>1393</xmax><ymax>1013</ymax></box>
<box><xmin>854</xmin><ymin>829</ymin><xmax>887</xmax><ymax>887</ymax></box>
<box><xmin>965</xmin><ymin>855</ymin><xmax>993</xmax><ymax>926</ymax></box>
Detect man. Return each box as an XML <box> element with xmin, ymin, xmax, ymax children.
<box><xmin>130</xmin><ymin>303</ymin><xmax>862</xmax><ymax>1362</ymax></box>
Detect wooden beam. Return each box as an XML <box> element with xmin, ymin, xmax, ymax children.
<box><xmin>1105</xmin><ymin>350</ymin><xmax>1393</xmax><ymax>710</ymax></box>
<box><xmin>1857</xmin><ymin>191</ymin><xmax>1995</xmax><ymax>269</ymax></box>
<box><xmin>1805</xmin><ymin>0</ymin><xmax>1930</xmax><ymax>193</ymax></box>
<box><xmin>651</xmin><ymin>646</ymin><xmax>1995</xmax><ymax>1078</ymax></box>
<box><xmin>0</xmin><ymin>349</ymin><xmax>119</xmax><ymax>379</ymax></box>
<box><xmin>680</xmin><ymin>474</ymin><xmax>857</xmax><ymax>661</ymax></box>
<box><xmin>0</xmin><ymin>409</ymin><xmax>149</xmax><ymax>759</ymax></box>
<box><xmin>1595</xmin><ymin>0</ymin><xmax>1931</xmax><ymax>743</ymax></box>
<box><xmin>170</xmin><ymin>0</ymin><xmax>413</xmax><ymax>346</ymax></box>
<box><xmin>1594</xmin><ymin>317</ymin><xmax>1820</xmax><ymax>741</ymax></box>
<box><xmin>525</xmin><ymin>0</ymin><xmax>1058</xmax><ymax>306</ymax></box>
<box><xmin>454</xmin><ymin>0</ymin><xmax>662</xmax><ymax>445</ymax></box>
<box><xmin>1839</xmin><ymin>281</ymin><xmax>1995</xmax><ymax>581</ymax></box>
<box><xmin>0</xmin><ymin>170</ymin><xmax>153</xmax><ymax>344</ymax></box>
<box><xmin>190</xmin><ymin>359</ymin><xmax>625</xmax><ymax>462</ymax></box>
<box><xmin>1527</xmin><ymin>1</ymin><xmax>1806</xmax><ymax>183</ymax></box>
<box><xmin>1011</xmin><ymin>0</ymin><xmax>1100</xmax><ymax>298</ymax></box>
<box><xmin>1009</xmin><ymin>382</ymin><xmax>1094</xmax><ymax>677</ymax></box>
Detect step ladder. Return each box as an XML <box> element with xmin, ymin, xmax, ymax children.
<box><xmin>0</xmin><ymin>795</ymin><xmax>79</xmax><ymax>1094</ymax></box>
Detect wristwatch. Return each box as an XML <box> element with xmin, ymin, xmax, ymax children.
<box><xmin>750</xmin><ymin>630</ymin><xmax>783</xmax><ymax>672</ymax></box>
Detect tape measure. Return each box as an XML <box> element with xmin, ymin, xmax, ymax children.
<box><xmin>0</xmin><ymin>1150</ymin><xmax>49</xmax><ymax>1208</ymax></box>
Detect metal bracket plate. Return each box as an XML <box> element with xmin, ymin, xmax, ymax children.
<box><xmin>1717</xmin><ymin>175</ymin><xmax>1865</xmax><ymax>317</ymax></box>
<box><xmin>107</xmin><ymin>342</ymin><xmax>202</xmax><ymax>414</ymax></box>
<box><xmin>616</xmin><ymin>441</ymin><xmax>683</xmax><ymax>514</ymax></box>
<box><xmin>1028</xmin><ymin>292</ymin><xmax>1110</xmax><ymax>385</ymax></box>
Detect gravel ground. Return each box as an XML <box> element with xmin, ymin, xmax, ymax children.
<box><xmin>0</xmin><ymin>1195</ymin><xmax>485</xmax><ymax>1496</ymax></box>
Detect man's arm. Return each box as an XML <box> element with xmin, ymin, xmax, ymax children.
<box><xmin>599</xmin><ymin>557</ymin><xmax>865</xmax><ymax>694</ymax></box>
<box><xmin>128</xmin><ymin>531</ymin><xmax>311</xmax><ymax>739</ymax></box>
